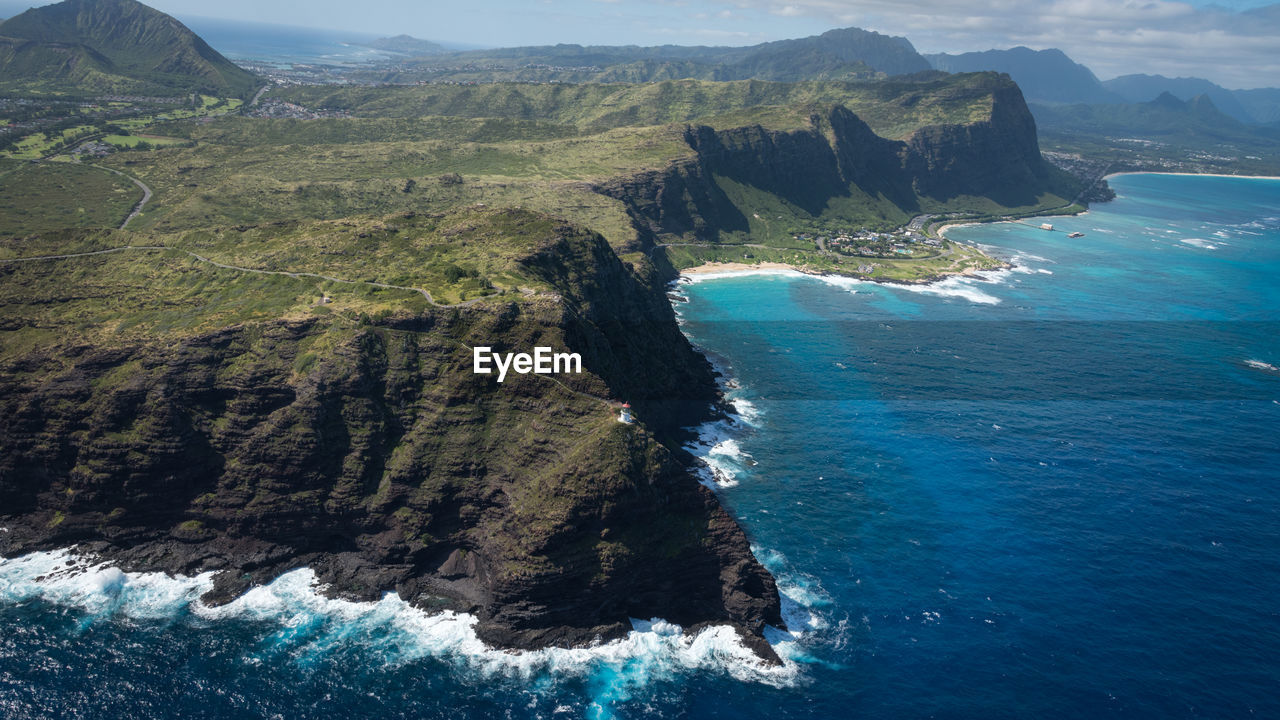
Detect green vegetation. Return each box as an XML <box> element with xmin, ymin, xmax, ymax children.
<box><xmin>103</xmin><ymin>134</ymin><xmax>190</xmax><ymax>149</ymax></box>
<box><xmin>0</xmin><ymin>0</ymin><xmax>258</xmax><ymax>98</ymax></box>
<box><xmin>0</xmin><ymin>208</ymin><xmax>575</xmax><ymax>359</ymax></box>
<box><xmin>272</xmin><ymin>74</ymin><xmax>1004</xmax><ymax>140</ymax></box>
<box><xmin>89</xmin><ymin>118</ymin><xmax>684</xmax><ymax>246</ymax></box>
<box><xmin>662</xmin><ymin>238</ymin><xmax>1006</xmax><ymax>282</ymax></box>
<box><xmin>1</xmin><ymin>68</ymin><xmax>1080</xmax><ymax>326</ymax></box>
<box><xmin>2</xmin><ymin>124</ymin><xmax>100</xmax><ymax>159</ymax></box>
<box><xmin>0</xmin><ymin>162</ymin><xmax>141</xmax><ymax>235</ymax></box>
<box><xmin>711</xmin><ymin>174</ymin><xmax>912</xmax><ymax>244</ymax></box>
<box><xmin>0</xmin><ymin>12</ymin><xmax>1107</xmax><ymax>649</ymax></box>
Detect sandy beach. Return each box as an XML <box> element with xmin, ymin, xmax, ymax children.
<box><xmin>1104</xmin><ymin>171</ymin><xmax>1280</xmax><ymax>181</ymax></box>
<box><xmin>679</xmin><ymin>261</ymin><xmax>799</xmax><ymax>276</ymax></box>
<box><xmin>935</xmin><ymin>222</ymin><xmax>980</xmax><ymax>239</ymax></box>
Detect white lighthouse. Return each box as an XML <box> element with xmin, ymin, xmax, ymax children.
<box><xmin>618</xmin><ymin>402</ymin><xmax>633</xmax><ymax>424</ymax></box>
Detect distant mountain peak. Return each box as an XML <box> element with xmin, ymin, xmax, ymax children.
<box><xmin>1150</xmin><ymin>91</ymin><xmax>1187</xmax><ymax>109</ymax></box>
<box><xmin>1187</xmin><ymin>93</ymin><xmax>1221</xmax><ymax>115</ymax></box>
<box><xmin>1103</xmin><ymin>74</ymin><xmax>1257</xmax><ymax>123</ymax></box>
<box><xmin>0</xmin><ymin>0</ymin><xmax>258</xmax><ymax>97</ymax></box>
<box><xmin>368</xmin><ymin>34</ymin><xmax>446</xmax><ymax>56</ymax></box>
<box><xmin>926</xmin><ymin>46</ymin><xmax>1121</xmax><ymax>105</ymax></box>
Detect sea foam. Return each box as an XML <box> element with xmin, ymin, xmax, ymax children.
<box><xmin>683</xmin><ymin>364</ymin><xmax>763</xmax><ymax>489</ymax></box>
<box><xmin>1180</xmin><ymin>237</ymin><xmax>1218</xmax><ymax>249</ymax></box>
<box><xmin>812</xmin><ymin>269</ymin><xmax>1006</xmax><ymax>305</ymax></box>
<box><xmin>892</xmin><ymin>273</ymin><xmax>1005</xmax><ymax>305</ymax></box>
<box><xmin>680</xmin><ymin>268</ymin><xmax>806</xmax><ymax>283</ymax></box>
<box><xmin>0</xmin><ymin>549</ymin><xmax>806</xmax><ymax>691</ymax></box>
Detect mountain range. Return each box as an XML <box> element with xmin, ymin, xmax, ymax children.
<box><xmin>0</xmin><ymin>0</ymin><xmax>257</xmax><ymax>97</ymax></box>
<box><xmin>380</xmin><ymin>27</ymin><xmax>932</xmax><ymax>82</ymax></box>
<box><xmin>1102</xmin><ymin>75</ymin><xmax>1280</xmax><ymax>126</ymax></box>
<box><xmin>926</xmin><ymin>47</ymin><xmax>1279</xmax><ymax>126</ymax></box>
<box><xmin>927</xmin><ymin>47</ymin><xmax>1123</xmax><ymax>105</ymax></box>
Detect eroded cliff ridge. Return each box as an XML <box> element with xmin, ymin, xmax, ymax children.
<box><xmin>3</xmin><ymin>71</ymin><xmax>1083</xmax><ymax>664</ymax></box>
<box><xmin>0</xmin><ymin>211</ymin><xmax>782</xmax><ymax>660</ymax></box>
<box><xmin>598</xmin><ymin>81</ymin><xmax>1074</xmax><ymax>249</ymax></box>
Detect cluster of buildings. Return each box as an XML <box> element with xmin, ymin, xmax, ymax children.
<box><xmin>1</xmin><ymin>97</ymin><xmax>137</xmax><ymax>143</ymax></box>
<box><xmin>798</xmin><ymin>229</ymin><xmax>942</xmax><ymax>258</ymax></box>
<box><xmin>246</xmin><ymin>100</ymin><xmax>351</xmax><ymax>120</ymax></box>
<box><xmin>71</xmin><ymin>141</ymin><xmax>116</xmax><ymax>159</ymax></box>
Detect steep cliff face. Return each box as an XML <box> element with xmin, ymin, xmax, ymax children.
<box><xmin>903</xmin><ymin>83</ymin><xmax>1055</xmax><ymax>204</ymax></box>
<box><xmin>0</xmin><ymin>213</ymin><xmax>782</xmax><ymax>661</ymax></box>
<box><xmin>597</xmin><ymin>83</ymin><xmax>1072</xmax><ymax>246</ymax></box>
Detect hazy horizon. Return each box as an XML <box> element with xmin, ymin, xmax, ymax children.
<box><xmin>0</xmin><ymin>0</ymin><xmax>1277</xmax><ymax>89</ymax></box>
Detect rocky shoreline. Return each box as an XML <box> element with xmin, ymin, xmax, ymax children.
<box><xmin>0</xmin><ymin>217</ymin><xmax>787</xmax><ymax>665</ymax></box>
<box><xmin>678</xmin><ymin>255</ymin><xmax>1015</xmax><ymax>286</ymax></box>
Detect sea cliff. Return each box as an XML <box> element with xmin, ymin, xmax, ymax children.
<box><xmin>2</xmin><ymin>74</ymin><xmax>1082</xmax><ymax>665</ymax></box>
<box><xmin>597</xmin><ymin>79</ymin><xmax>1075</xmax><ymax>253</ymax></box>
<box><xmin>0</xmin><ymin>212</ymin><xmax>784</xmax><ymax>661</ymax></box>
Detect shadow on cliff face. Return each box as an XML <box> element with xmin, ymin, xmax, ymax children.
<box><xmin>600</xmin><ymin>91</ymin><xmax>1074</xmax><ymax>247</ymax></box>
<box><xmin>517</xmin><ymin>221</ymin><xmax>721</xmax><ymax>434</ymax></box>
<box><xmin>0</xmin><ymin>210</ymin><xmax>785</xmax><ymax>663</ymax></box>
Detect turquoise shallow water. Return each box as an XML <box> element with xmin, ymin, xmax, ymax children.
<box><xmin>2</xmin><ymin>173</ymin><xmax>1278</xmax><ymax>717</ymax></box>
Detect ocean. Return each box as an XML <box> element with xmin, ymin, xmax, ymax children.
<box><xmin>2</xmin><ymin>173</ymin><xmax>1278</xmax><ymax>717</ymax></box>
<box><xmin>181</xmin><ymin>17</ymin><xmax>396</xmax><ymax>67</ymax></box>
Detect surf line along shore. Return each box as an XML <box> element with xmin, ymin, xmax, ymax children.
<box><xmin>677</xmin><ymin>257</ymin><xmax>1012</xmax><ymax>285</ymax></box>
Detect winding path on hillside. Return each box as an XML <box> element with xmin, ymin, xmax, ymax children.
<box><xmin>0</xmin><ymin>245</ymin><xmax>488</xmax><ymax>308</ymax></box>
<box><xmin>5</xmin><ymin>244</ymin><xmax>623</xmax><ymax>410</ymax></box>
<box><xmin>88</xmin><ymin>165</ymin><xmax>153</xmax><ymax>229</ymax></box>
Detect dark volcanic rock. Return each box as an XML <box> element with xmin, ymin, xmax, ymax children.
<box><xmin>597</xmin><ymin>78</ymin><xmax>1075</xmax><ymax>247</ymax></box>
<box><xmin>0</xmin><ymin>217</ymin><xmax>783</xmax><ymax>663</ymax></box>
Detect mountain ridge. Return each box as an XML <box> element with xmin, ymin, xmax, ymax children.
<box><xmin>1104</xmin><ymin>74</ymin><xmax>1257</xmax><ymax>123</ymax></box>
<box><xmin>927</xmin><ymin>46</ymin><xmax>1123</xmax><ymax>105</ymax></box>
<box><xmin>0</xmin><ymin>0</ymin><xmax>257</xmax><ymax>97</ymax></box>
<box><xmin>381</xmin><ymin>26</ymin><xmax>932</xmax><ymax>83</ymax></box>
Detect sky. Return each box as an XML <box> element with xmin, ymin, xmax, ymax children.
<box><xmin>2</xmin><ymin>0</ymin><xmax>1277</xmax><ymax>88</ymax></box>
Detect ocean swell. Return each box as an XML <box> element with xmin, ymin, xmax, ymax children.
<box><xmin>0</xmin><ymin>548</ymin><xmax>807</xmax><ymax>691</ymax></box>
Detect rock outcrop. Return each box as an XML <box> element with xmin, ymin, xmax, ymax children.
<box><xmin>598</xmin><ymin>79</ymin><xmax>1076</xmax><ymax>246</ymax></box>
<box><xmin>0</xmin><ymin>213</ymin><xmax>783</xmax><ymax>662</ymax></box>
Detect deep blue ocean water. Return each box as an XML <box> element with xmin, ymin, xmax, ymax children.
<box><xmin>182</xmin><ymin>17</ymin><xmax>395</xmax><ymax>67</ymax></box>
<box><xmin>2</xmin><ymin>173</ymin><xmax>1278</xmax><ymax>717</ymax></box>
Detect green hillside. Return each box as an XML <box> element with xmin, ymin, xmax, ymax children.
<box><xmin>275</xmin><ymin>73</ymin><xmax>1002</xmax><ymax>140</ymax></box>
<box><xmin>0</xmin><ymin>0</ymin><xmax>258</xmax><ymax>97</ymax></box>
<box><xmin>389</xmin><ymin>26</ymin><xmax>931</xmax><ymax>84</ymax></box>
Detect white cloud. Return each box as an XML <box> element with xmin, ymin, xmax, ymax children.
<box><xmin>701</xmin><ymin>0</ymin><xmax>1280</xmax><ymax>88</ymax></box>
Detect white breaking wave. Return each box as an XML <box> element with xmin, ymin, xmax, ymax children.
<box><xmin>812</xmin><ymin>269</ymin><xmax>1005</xmax><ymax>305</ymax></box>
<box><xmin>1005</xmin><ymin>250</ymin><xmax>1056</xmax><ymax>276</ymax></box>
<box><xmin>1180</xmin><ymin>238</ymin><xmax>1218</xmax><ymax>249</ymax></box>
<box><xmin>0</xmin><ymin>549</ymin><xmax>805</xmax><ymax>689</ymax></box>
<box><xmin>687</xmin><ymin>413</ymin><xmax>754</xmax><ymax>489</ymax></box>
<box><xmin>891</xmin><ymin>272</ymin><xmax>1006</xmax><ymax>305</ymax></box>
<box><xmin>680</xmin><ymin>268</ymin><xmax>806</xmax><ymax>283</ymax></box>
<box><xmin>752</xmin><ymin>546</ymin><xmax>840</xmax><ymax>662</ymax></box>
<box><xmin>812</xmin><ymin>274</ymin><xmax>868</xmax><ymax>293</ymax></box>
<box><xmin>0</xmin><ymin>549</ymin><xmax>214</xmax><ymax>621</ymax></box>
<box><xmin>1244</xmin><ymin>359</ymin><xmax>1279</xmax><ymax>373</ymax></box>
<box><xmin>730</xmin><ymin>396</ymin><xmax>762</xmax><ymax>427</ymax></box>
<box><xmin>684</xmin><ymin>369</ymin><xmax>763</xmax><ymax>489</ymax></box>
